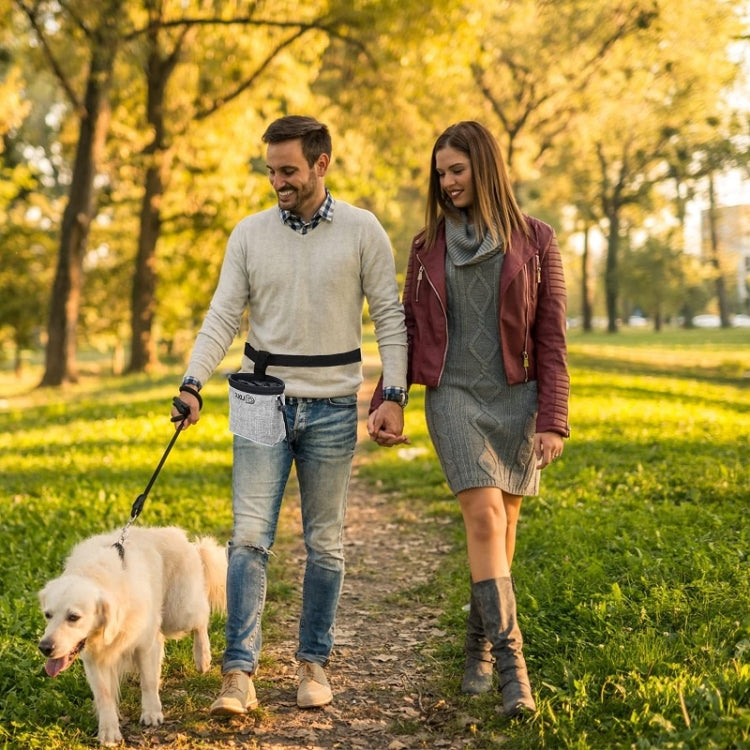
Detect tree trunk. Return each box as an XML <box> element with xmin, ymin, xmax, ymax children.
<box><xmin>605</xmin><ymin>209</ymin><xmax>620</xmax><ymax>333</ymax></box>
<box><xmin>39</xmin><ymin>11</ymin><xmax>120</xmax><ymax>387</ymax></box>
<box><xmin>128</xmin><ymin>159</ymin><xmax>163</xmax><ymax>373</ymax></box>
<box><xmin>14</xmin><ymin>341</ymin><xmax>23</xmax><ymax>377</ymax></box>
<box><xmin>128</xmin><ymin>21</ymin><xmax>178</xmax><ymax>373</ymax></box>
<box><xmin>706</xmin><ymin>172</ymin><xmax>731</xmax><ymax>328</ymax></box>
<box><xmin>581</xmin><ymin>223</ymin><xmax>593</xmax><ymax>332</ymax></box>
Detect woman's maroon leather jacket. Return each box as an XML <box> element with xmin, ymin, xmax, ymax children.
<box><xmin>373</xmin><ymin>216</ymin><xmax>570</xmax><ymax>438</ymax></box>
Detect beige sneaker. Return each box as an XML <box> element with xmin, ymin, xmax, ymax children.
<box><xmin>296</xmin><ymin>661</ymin><xmax>333</xmax><ymax>708</ymax></box>
<box><xmin>210</xmin><ymin>670</ymin><xmax>259</xmax><ymax>715</ymax></box>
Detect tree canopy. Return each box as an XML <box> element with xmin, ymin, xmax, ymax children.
<box><xmin>3</xmin><ymin>0</ymin><xmax>749</xmax><ymax>380</ymax></box>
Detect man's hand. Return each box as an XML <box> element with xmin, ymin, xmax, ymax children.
<box><xmin>367</xmin><ymin>402</ymin><xmax>410</xmax><ymax>447</ymax></box>
<box><xmin>171</xmin><ymin>391</ymin><xmax>201</xmax><ymax>430</ymax></box>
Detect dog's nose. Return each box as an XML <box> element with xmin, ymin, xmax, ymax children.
<box><xmin>39</xmin><ymin>639</ymin><xmax>54</xmax><ymax>657</ymax></box>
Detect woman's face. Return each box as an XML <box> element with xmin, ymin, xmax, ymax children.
<box><xmin>435</xmin><ymin>146</ymin><xmax>475</xmax><ymax>218</ymax></box>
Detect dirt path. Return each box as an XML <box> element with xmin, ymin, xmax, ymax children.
<box><xmin>232</xmin><ymin>475</ymin><xmax>466</xmax><ymax>750</ymax></box>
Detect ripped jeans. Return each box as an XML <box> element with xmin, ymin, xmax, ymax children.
<box><xmin>222</xmin><ymin>395</ymin><xmax>358</xmax><ymax>675</ymax></box>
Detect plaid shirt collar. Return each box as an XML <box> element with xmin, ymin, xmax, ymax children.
<box><xmin>279</xmin><ymin>190</ymin><xmax>335</xmax><ymax>235</ymax></box>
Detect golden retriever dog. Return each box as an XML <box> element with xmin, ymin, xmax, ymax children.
<box><xmin>38</xmin><ymin>526</ymin><xmax>226</xmax><ymax>746</ymax></box>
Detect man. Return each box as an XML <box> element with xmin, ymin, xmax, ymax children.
<box><xmin>171</xmin><ymin>116</ymin><xmax>407</xmax><ymax>713</ymax></box>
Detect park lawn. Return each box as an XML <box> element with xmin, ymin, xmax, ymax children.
<box><xmin>358</xmin><ymin>327</ymin><xmax>750</xmax><ymax>749</ymax></box>
<box><xmin>1</xmin><ymin>327</ymin><xmax>749</xmax><ymax>749</ymax></box>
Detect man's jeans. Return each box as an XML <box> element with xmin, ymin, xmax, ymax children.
<box><xmin>222</xmin><ymin>394</ymin><xmax>358</xmax><ymax>675</ymax></box>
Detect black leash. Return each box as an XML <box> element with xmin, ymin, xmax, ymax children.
<box><xmin>113</xmin><ymin>396</ymin><xmax>191</xmax><ymax>560</ymax></box>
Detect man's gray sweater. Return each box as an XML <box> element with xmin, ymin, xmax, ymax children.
<box><xmin>185</xmin><ymin>201</ymin><xmax>407</xmax><ymax>398</ymax></box>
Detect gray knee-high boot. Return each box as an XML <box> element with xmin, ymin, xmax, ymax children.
<box><xmin>472</xmin><ymin>577</ymin><xmax>536</xmax><ymax>717</ymax></box>
<box><xmin>461</xmin><ymin>586</ymin><xmax>494</xmax><ymax>694</ymax></box>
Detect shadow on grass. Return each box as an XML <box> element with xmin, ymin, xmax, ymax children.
<box><xmin>570</xmin><ymin>351</ymin><xmax>749</xmax><ymax>388</ymax></box>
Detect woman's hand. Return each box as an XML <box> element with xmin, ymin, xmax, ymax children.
<box><xmin>533</xmin><ymin>431</ymin><xmax>564</xmax><ymax>469</ymax></box>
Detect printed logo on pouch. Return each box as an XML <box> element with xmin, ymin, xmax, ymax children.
<box><xmin>232</xmin><ymin>392</ymin><xmax>256</xmax><ymax>404</ymax></box>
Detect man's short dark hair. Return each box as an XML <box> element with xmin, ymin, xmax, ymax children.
<box><xmin>262</xmin><ymin>116</ymin><xmax>332</xmax><ymax>166</ymax></box>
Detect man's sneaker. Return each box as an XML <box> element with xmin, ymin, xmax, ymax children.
<box><xmin>210</xmin><ymin>670</ymin><xmax>259</xmax><ymax>715</ymax></box>
<box><xmin>296</xmin><ymin>661</ymin><xmax>333</xmax><ymax>708</ymax></box>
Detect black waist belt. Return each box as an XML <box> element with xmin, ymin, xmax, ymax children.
<box><xmin>245</xmin><ymin>342</ymin><xmax>361</xmax><ymax>378</ymax></box>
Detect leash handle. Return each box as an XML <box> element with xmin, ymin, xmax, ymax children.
<box><xmin>171</xmin><ymin>395</ymin><xmax>191</xmax><ymax>422</ymax></box>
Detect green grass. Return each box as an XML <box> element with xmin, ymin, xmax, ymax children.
<box><xmin>360</xmin><ymin>327</ymin><xmax>750</xmax><ymax>749</ymax></box>
<box><xmin>2</xmin><ymin>328</ymin><xmax>750</xmax><ymax>748</ymax></box>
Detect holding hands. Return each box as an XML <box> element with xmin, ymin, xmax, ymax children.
<box><xmin>367</xmin><ymin>402</ymin><xmax>410</xmax><ymax>447</ymax></box>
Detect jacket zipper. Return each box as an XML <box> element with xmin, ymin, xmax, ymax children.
<box><xmin>521</xmin><ymin>253</ymin><xmax>542</xmax><ymax>382</ymax></box>
<box><xmin>416</xmin><ymin>259</ymin><xmax>449</xmax><ymax>382</ymax></box>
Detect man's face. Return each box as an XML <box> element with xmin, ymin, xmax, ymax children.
<box><xmin>266</xmin><ymin>139</ymin><xmax>329</xmax><ymax>222</ymax></box>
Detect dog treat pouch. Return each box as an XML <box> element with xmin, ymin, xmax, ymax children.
<box><xmin>228</xmin><ymin>372</ymin><xmax>286</xmax><ymax>445</ymax></box>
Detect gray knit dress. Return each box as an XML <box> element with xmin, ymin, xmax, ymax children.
<box><xmin>425</xmin><ymin>216</ymin><xmax>540</xmax><ymax>496</ymax></box>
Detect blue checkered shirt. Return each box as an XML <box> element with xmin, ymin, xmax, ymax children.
<box><xmin>279</xmin><ymin>190</ymin><xmax>335</xmax><ymax>235</ymax></box>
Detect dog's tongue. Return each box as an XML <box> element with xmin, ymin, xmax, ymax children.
<box><xmin>45</xmin><ymin>655</ymin><xmax>71</xmax><ymax>678</ymax></box>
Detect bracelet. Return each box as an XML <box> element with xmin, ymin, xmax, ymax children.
<box><xmin>179</xmin><ymin>385</ymin><xmax>203</xmax><ymax>410</ymax></box>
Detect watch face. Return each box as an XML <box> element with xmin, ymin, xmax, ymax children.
<box><xmin>385</xmin><ymin>393</ymin><xmax>406</xmax><ymax>406</ymax></box>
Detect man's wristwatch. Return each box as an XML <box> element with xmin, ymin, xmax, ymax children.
<box><xmin>382</xmin><ymin>386</ymin><xmax>408</xmax><ymax>407</ymax></box>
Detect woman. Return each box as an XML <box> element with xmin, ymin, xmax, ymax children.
<box><xmin>369</xmin><ymin>121</ymin><xmax>569</xmax><ymax>717</ymax></box>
